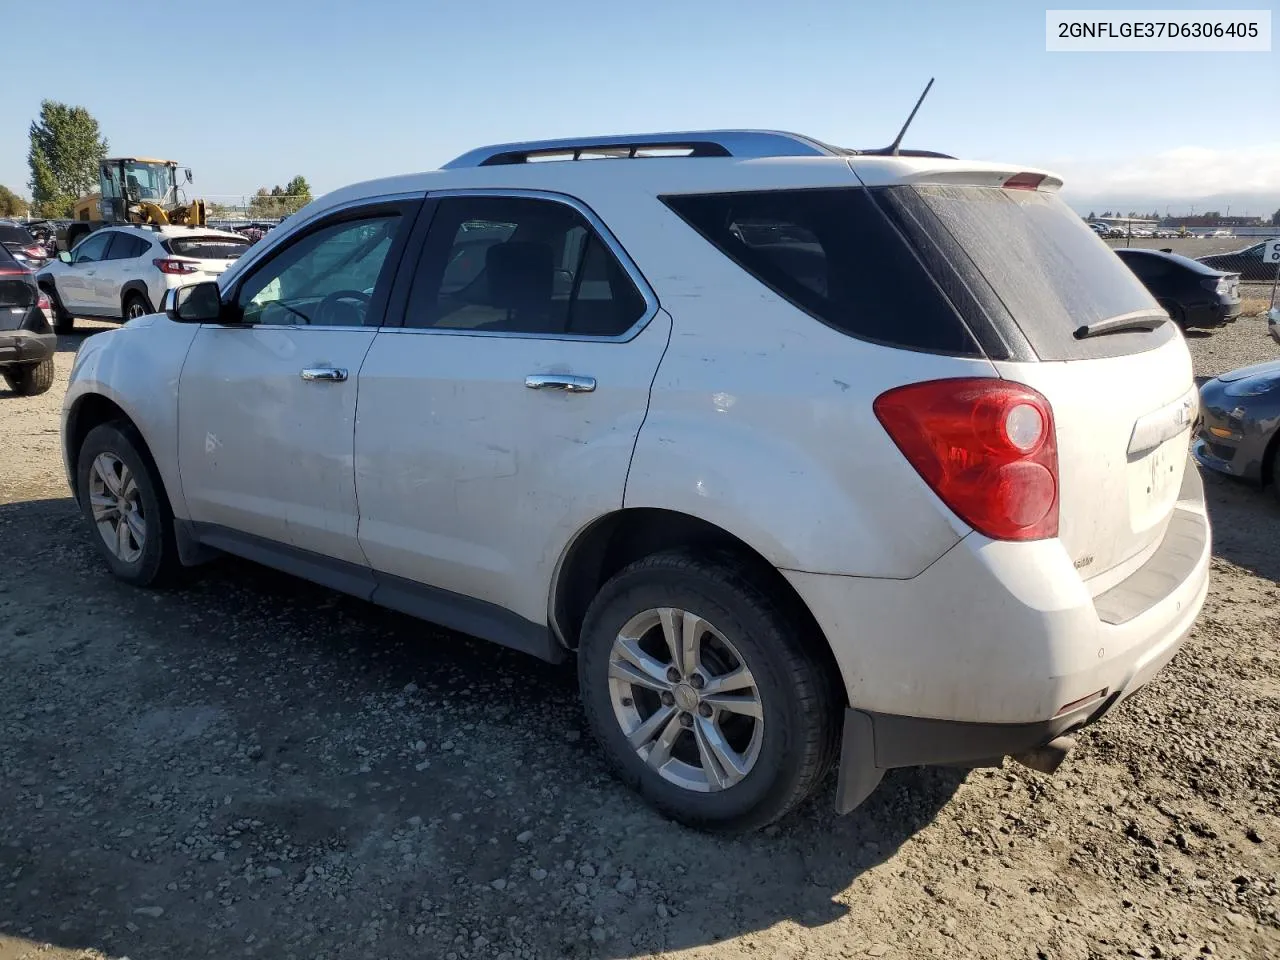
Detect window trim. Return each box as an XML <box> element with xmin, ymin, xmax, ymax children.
<box><xmin>382</xmin><ymin>188</ymin><xmax>659</xmax><ymax>343</ymax></box>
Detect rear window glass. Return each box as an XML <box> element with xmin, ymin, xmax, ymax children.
<box><xmin>661</xmin><ymin>188</ymin><xmax>980</xmax><ymax>356</ymax></box>
<box><xmin>882</xmin><ymin>185</ymin><xmax>1174</xmax><ymax>360</ymax></box>
<box><xmin>0</xmin><ymin>224</ymin><xmax>35</xmax><ymax>245</ymax></box>
<box><xmin>166</xmin><ymin>236</ymin><xmax>251</xmax><ymax>259</ymax></box>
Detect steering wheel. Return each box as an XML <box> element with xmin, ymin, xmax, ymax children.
<box><xmin>316</xmin><ymin>289</ymin><xmax>372</xmax><ymax>326</ymax></box>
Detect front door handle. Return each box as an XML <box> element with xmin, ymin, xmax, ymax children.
<box><xmin>300</xmin><ymin>367</ymin><xmax>348</xmax><ymax>382</ymax></box>
<box><xmin>524</xmin><ymin>374</ymin><xmax>596</xmax><ymax>393</ymax></box>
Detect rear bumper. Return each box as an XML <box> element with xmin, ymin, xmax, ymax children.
<box><xmin>0</xmin><ymin>329</ymin><xmax>56</xmax><ymax>366</ymax></box>
<box><xmin>783</xmin><ymin>462</ymin><xmax>1212</xmax><ymax>814</ymax></box>
<box><xmin>1186</xmin><ymin>299</ymin><xmax>1241</xmax><ymax>327</ymax></box>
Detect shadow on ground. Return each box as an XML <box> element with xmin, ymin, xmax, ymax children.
<box><xmin>0</xmin><ymin>496</ymin><xmax>963</xmax><ymax>960</ymax></box>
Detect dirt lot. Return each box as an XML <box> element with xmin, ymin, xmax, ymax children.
<box><xmin>2</xmin><ymin>316</ymin><xmax>1278</xmax><ymax>960</ymax></box>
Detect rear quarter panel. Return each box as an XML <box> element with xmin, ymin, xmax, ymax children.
<box><xmin>613</xmin><ymin>199</ymin><xmax>997</xmax><ymax>577</ymax></box>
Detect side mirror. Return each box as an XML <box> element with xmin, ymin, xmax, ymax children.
<box><xmin>58</xmin><ymin>251</ymin><xmax>72</xmax><ymax>264</ymax></box>
<box><xmin>168</xmin><ymin>281</ymin><xmax>226</xmax><ymax>323</ymax></box>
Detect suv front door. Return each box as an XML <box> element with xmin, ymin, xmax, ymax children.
<box><xmin>57</xmin><ymin>230</ymin><xmax>113</xmax><ymax>313</ymax></box>
<box><xmin>177</xmin><ymin>198</ymin><xmax>420</xmax><ymax>583</ymax></box>
<box><xmin>355</xmin><ymin>192</ymin><xmax>670</xmax><ymax>644</ymax></box>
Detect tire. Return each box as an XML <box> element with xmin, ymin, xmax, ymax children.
<box><xmin>578</xmin><ymin>549</ymin><xmax>840</xmax><ymax>833</ymax></box>
<box><xmin>76</xmin><ymin>422</ymin><xmax>180</xmax><ymax>587</ymax></box>
<box><xmin>44</xmin><ymin>284</ymin><xmax>73</xmax><ymax>334</ymax></box>
<box><xmin>122</xmin><ymin>291</ymin><xmax>152</xmax><ymax>322</ymax></box>
<box><xmin>3</xmin><ymin>357</ymin><xmax>55</xmax><ymax>396</ymax></box>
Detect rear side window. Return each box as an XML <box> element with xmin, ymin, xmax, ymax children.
<box><xmin>167</xmin><ymin>236</ymin><xmax>251</xmax><ymax>260</ymax></box>
<box><xmin>106</xmin><ymin>234</ymin><xmax>150</xmax><ymax>260</ymax></box>
<box><xmin>661</xmin><ymin>188</ymin><xmax>980</xmax><ymax>356</ymax></box>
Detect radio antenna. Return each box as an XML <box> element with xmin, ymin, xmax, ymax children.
<box><xmin>881</xmin><ymin>78</ymin><xmax>935</xmax><ymax>157</ymax></box>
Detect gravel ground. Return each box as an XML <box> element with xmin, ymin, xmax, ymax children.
<box><xmin>1</xmin><ymin>318</ymin><xmax>1278</xmax><ymax>960</ymax></box>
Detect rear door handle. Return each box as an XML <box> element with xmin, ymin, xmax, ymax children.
<box><xmin>300</xmin><ymin>367</ymin><xmax>348</xmax><ymax>382</ymax></box>
<box><xmin>524</xmin><ymin>374</ymin><xmax>596</xmax><ymax>393</ymax></box>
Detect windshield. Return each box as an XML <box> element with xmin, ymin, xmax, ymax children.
<box><xmin>167</xmin><ymin>236</ymin><xmax>251</xmax><ymax>260</ymax></box>
<box><xmin>0</xmin><ymin>224</ymin><xmax>35</xmax><ymax>245</ymax></box>
<box><xmin>122</xmin><ymin>162</ymin><xmax>177</xmax><ymax>204</ymax></box>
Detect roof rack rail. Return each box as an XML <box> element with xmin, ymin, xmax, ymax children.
<box><xmin>441</xmin><ymin>130</ymin><xmax>850</xmax><ymax>169</ymax></box>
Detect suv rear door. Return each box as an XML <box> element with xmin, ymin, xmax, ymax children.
<box><xmin>354</xmin><ymin>192</ymin><xmax>670</xmax><ymax>642</ymax></box>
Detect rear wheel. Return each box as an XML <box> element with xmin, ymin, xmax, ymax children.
<box><xmin>123</xmin><ymin>292</ymin><xmax>152</xmax><ymax>321</ymax></box>
<box><xmin>3</xmin><ymin>358</ymin><xmax>55</xmax><ymax>396</ymax></box>
<box><xmin>76</xmin><ymin>422</ymin><xmax>180</xmax><ymax>587</ymax></box>
<box><xmin>578</xmin><ymin>550</ymin><xmax>839</xmax><ymax>833</ymax></box>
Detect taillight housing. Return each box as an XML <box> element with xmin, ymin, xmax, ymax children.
<box><xmin>36</xmin><ymin>292</ymin><xmax>51</xmax><ymax>313</ymax></box>
<box><xmin>874</xmin><ymin>378</ymin><xmax>1059</xmax><ymax>541</ymax></box>
<box><xmin>153</xmin><ymin>257</ymin><xmax>198</xmax><ymax>275</ymax></box>
<box><xmin>22</xmin><ymin>245</ymin><xmax>46</xmax><ymax>259</ymax></box>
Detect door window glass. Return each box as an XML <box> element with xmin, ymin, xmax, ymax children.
<box><xmin>235</xmin><ymin>215</ymin><xmax>401</xmax><ymax>327</ymax></box>
<box><xmin>404</xmin><ymin>196</ymin><xmax>646</xmax><ymax>337</ymax></box>
<box><xmin>71</xmin><ymin>232</ymin><xmax>112</xmax><ymax>263</ymax></box>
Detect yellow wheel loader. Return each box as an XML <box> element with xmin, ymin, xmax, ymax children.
<box><xmin>61</xmin><ymin>157</ymin><xmax>207</xmax><ymax>251</ymax></box>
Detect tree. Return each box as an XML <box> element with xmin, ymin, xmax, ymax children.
<box><xmin>27</xmin><ymin>100</ymin><xmax>108</xmax><ymax>218</ymax></box>
<box><xmin>0</xmin><ymin>185</ymin><xmax>28</xmax><ymax>217</ymax></box>
<box><xmin>1087</xmin><ymin>211</ymin><xmax>1096</xmax><ymax>220</ymax></box>
<box><xmin>1271</xmin><ymin>208</ymin><xmax>1279</xmax><ymax>226</ymax></box>
<box><xmin>248</xmin><ymin>175</ymin><xmax>312</xmax><ymax>218</ymax></box>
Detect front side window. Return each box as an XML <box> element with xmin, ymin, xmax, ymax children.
<box><xmin>71</xmin><ymin>231</ymin><xmax>112</xmax><ymax>263</ymax></box>
<box><xmin>404</xmin><ymin>196</ymin><xmax>647</xmax><ymax>337</ymax></box>
<box><xmin>235</xmin><ymin>214</ymin><xmax>401</xmax><ymax>327</ymax></box>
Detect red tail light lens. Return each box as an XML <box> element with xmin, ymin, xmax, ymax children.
<box><xmin>153</xmin><ymin>258</ymin><xmax>198</xmax><ymax>275</ymax></box>
<box><xmin>37</xmin><ymin>292</ymin><xmax>51</xmax><ymax>312</ymax></box>
<box><xmin>873</xmin><ymin>378</ymin><xmax>1059</xmax><ymax>541</ymax></box>
<box><xmin>23</xmin><ymin>245</ymin><xmax>46</xmax><ymax>258</ymax></box>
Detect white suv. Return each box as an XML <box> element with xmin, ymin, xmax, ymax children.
<box><xmin>61</xmin><ymin>131</ymin><xmax>1210</xmax><ymax>832</ymax></box>
<box><xmin>37</xmin><ymin>224</ymin><xmax>251</xmax><ymax>333</ymax></box>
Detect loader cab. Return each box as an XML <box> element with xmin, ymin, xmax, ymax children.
<box><xmin>99</xmin><ymin>157</ymin><xmax>181</xmax><ymax>222</ymax></box>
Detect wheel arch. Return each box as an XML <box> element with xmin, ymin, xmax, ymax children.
<box><xmin>120</xmin><ymin>282</ymin><xmax>155</xmax><ymax>317</ymax></box>
<box><xmin>64</xmin><ymin>393</ymin><xmax>137</xmax><ymax>500</ymax></box>
<box><xmin>549</xmin><ymin>507</ymin><xmax>846</xmax><ymax>703</ymax></box>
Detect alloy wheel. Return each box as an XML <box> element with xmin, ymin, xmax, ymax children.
<box><xmin>88</xmin><ymin>452</ymin><xmax>146</xmax><ymax>563</ymax></box>
<box><xmin>607</xmin><ymin>607</ymin><xmax>764</xmax><ymax>792</ymax></box>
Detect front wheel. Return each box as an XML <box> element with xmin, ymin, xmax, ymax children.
<box><xmin>76</xmin><ymin>422</ymin><xmax>180</xmax><ymax>587</ymax></box>
<box><xmin>3</xmin><ymin>357</ymin><xmax>54</xmax><ymax>396</ymax></box>
<box><xmin>578</xmin><ymin>550</ymin><xmax>840</xmax><ymax>833</ymax></box>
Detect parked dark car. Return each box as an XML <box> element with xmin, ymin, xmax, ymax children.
<box><xmin>0</xmin><ymin>246</ymin><xmax>56</xmax><ymax>396</ymax></box>
<box><xmin>1195</xmin><ymin>358</ymin><xmax>1280</xmax><ymax>503</ymax></box>
<box><xmin>1196</xmin><ymin>239</ymin><xmax>1280</xmax><ymax>282</ymax></box>
<box><xmin>1114</xmin><ymin>247</ymin><xmax>1240</xmax><ymax>328</ymax></box>
<box><xmin>0</xmin><ymin>220</ymin><xmax>51</xmax><ymax>270</ymax></box>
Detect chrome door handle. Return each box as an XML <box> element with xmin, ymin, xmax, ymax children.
<box><xmin>300</xmin><ymin>367</ymin><xmax>348</xmax><ymax>382</ymax></box>
<box><xmin>524</xmin><ymin>374</ymin><xmax>596</xmax><ymax>393</ymax></box>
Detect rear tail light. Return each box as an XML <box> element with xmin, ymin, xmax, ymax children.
<box><xmin>873</xmin><ymin>378</ymin><xmax>1059</xmax><ymax>541</ymax></box>
<box><xmin>1003</xmin><ymin>172</ymin><xmax>1046</xmax><ymax>191</ymax></box>
<box><xmin>22</xmin><ymin>245</ymin><xmax>46</xmax><ymax>259</ymax></box>
<box><xmin>153</xmin><ymin>257</ymin><xmax>198</xmax><ymax>275</ymax></box>
<box><xmin>1202</xmin><ymin>276</ymin><xmax>1237</xmax><ymax>298</ymax></box>
<box><xmin>37</xmin><ymin>292</ymin><xmax>51</xmax><ymax>313</ymax></box>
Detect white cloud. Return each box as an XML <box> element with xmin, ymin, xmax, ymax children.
<box><xmin>1047</xmin><ymin>143</ymin><xmax>1280</xmax><ymax>204</ymax></box>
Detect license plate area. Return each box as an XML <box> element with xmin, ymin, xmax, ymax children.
<box><xmin>1128</xmin><ymin>434</ymin><xmax>1185</xmax><ymax>532</ymax></box>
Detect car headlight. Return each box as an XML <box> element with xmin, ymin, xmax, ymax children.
<box><xmin>1223</xmin><ymin>375</ymin><xmax>1280</xmax><ymax>397</ymax></box>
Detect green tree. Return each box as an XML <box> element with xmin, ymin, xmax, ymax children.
<box><xmin>1271</xmin><ymin>208</ymin><xmax>1279</xmax><ymax>226</ymax></box>
<box><xmin>0</xmin><ymin>185</ymin><xmax>28</xmax><ymax>217</ymax></box>
<box><xmin>248</xmin><ymin>175</ymin><xmax>312</xmax><ymax>217</ymax></box>
<box><xmin>27</xmin><ymin>100</ymin><xmax>108</xmax><ymax>217</ymax></box>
